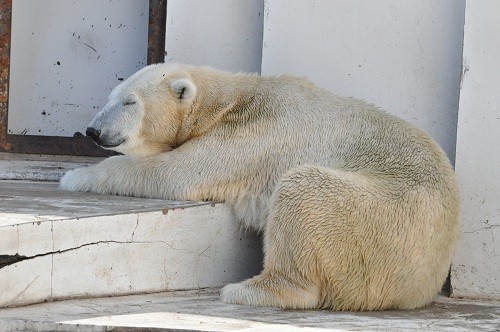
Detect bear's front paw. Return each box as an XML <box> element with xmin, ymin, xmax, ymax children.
<box><xmin>59</xmin><ymin>168</ymin><xmax>95</xmax><ymax>192</ymax></box>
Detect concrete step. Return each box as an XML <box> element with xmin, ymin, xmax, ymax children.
<box><xmin>0</xmin><ymin>155</ymin><xmax>262</xmax><ymax>308</ymax></box>
<box><xmin>0</xmin><ymin>153</ymin><xmax>103</xmax><ymax>182</ymax></box>
<box><xmin>0</xmin><ymin>289</ymin><xmax>499</xmax><ymax>331</ymax></box>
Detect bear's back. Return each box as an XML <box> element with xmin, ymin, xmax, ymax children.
<box><xmin>245</xmin><ymin>75</ymin><xmax>455</xmax><ymax>191</ymax></box>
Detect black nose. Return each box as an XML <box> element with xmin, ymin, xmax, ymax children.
<box><xmin>86</xmin><ymin>127</ymin><xmax>100</xmax><ymax>142</ymax></box>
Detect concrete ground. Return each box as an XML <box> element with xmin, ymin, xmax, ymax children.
<box><xmin>0</xmin><ymin>289</ymin><xmax>499</xmax><ymax>331</ymax></box>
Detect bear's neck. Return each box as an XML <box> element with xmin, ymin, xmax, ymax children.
<box><xmin>176</xmin><ymin>69</ymin><xmax>264</xmax><ymax>143</ymax></box>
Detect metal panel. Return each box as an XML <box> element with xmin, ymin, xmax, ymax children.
<box><xmin>0</xmin><ymin>0</ymin><xmax>167</xmax><ymax>156</ymax></box>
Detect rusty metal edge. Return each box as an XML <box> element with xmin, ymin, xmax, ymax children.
<box><xmin>148</xmin><ymin>0</ymin><xmax>167</xmax><ymax>65</ymax></box>
<box><xmin>0</xmin><ymin>0</ymin><xmax>13</xmax><ymax>153</ymax></box>
<box><xmin>0</xmin><ymin>0</ymin><xmax>166</xmax><ymax>156</ymax></box>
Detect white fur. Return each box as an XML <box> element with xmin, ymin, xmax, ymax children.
<box><xmin>61</xmin><ymin>63</ymin><xmax>459</xmax><ymax>311</ymax></box>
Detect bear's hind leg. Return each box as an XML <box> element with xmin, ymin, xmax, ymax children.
<box><xmin>221</xmin><ymin>272</ymin><xmax>320</xmax><ymax>309</ymax></box>
<box><xmin>222</xmin><ymin>165</ymin><xmax>345</xmax><ymax>309</ymax></box>
<box><xmin>223</xmin><ymin>164</ymin><xmax>454</xmax><ymax>310</ymax></box>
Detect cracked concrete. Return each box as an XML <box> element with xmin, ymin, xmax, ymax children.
<box><xmin>0</xmin><ymin>254</ymin><xmax>29</xmax><ymax>269</ymax></box>
<box><xmin>0</xmin><ymin>180</ymin><xmax>262</xmax><ymax>308</ymax></box>
<box><xmin>2</xmin><ymin>239</ymin><xmax>194</xmax><ymax>269</ymax></box>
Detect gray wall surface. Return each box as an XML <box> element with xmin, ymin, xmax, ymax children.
<box><xmin>8</xmin><ymin>0</ymin><xmax>149</xmax><ymax>137</ymax></box>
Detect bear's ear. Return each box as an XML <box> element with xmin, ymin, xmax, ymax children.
<box><xmin>170</xmin><ymin>78</ymin><xmax>197</xmax><ymax>102</ymax></box>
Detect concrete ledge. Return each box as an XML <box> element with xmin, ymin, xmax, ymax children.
<box><xmin>0</xmin><ymin>181</ymin><xmax>262</xmax><ymax>308</ymax></box>
<box><xmin>0</xmin><ymin>153</ymin><xmax>102</xmax><ymax>182</ymax></box>
<box><xmin>0</xmin><ymin>289</ymin><xmax>499</xmax><ymax>331</ymax></box>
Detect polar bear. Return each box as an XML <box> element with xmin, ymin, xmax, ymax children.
<box><xmin>60</xmin><ymin>63</ymin><xmax>459</xmax><ymax>311</ymax></box>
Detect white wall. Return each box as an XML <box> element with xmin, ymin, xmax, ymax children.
<box><xmin>8</xmin><ymin>0</ymin><xmax>149</xmax><ymax>137</ymax></box>
<box><xmin>262</xmin><ymin>0</ymin><xmax>465</xmax><ymax>164</ymax></box>
<box><xmin>452</xmin><ymin>1</ymin><xmax>500</xmax><ymax>299</ymax></box>
<box><xmin>165</xmin><ymin>0</ymin><xmax>264</xmax><ymax>73</ymax></box>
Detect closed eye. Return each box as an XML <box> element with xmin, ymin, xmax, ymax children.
<box><xmin>123</xmin><ymin>101</ymin><xmax>136</xmax><ymax>106</ymax></box>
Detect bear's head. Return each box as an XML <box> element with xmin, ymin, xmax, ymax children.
<box><xmin>86</xmin><ymin>63</ymin><xmax>198</xmax><ymax>157</ymax></box>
